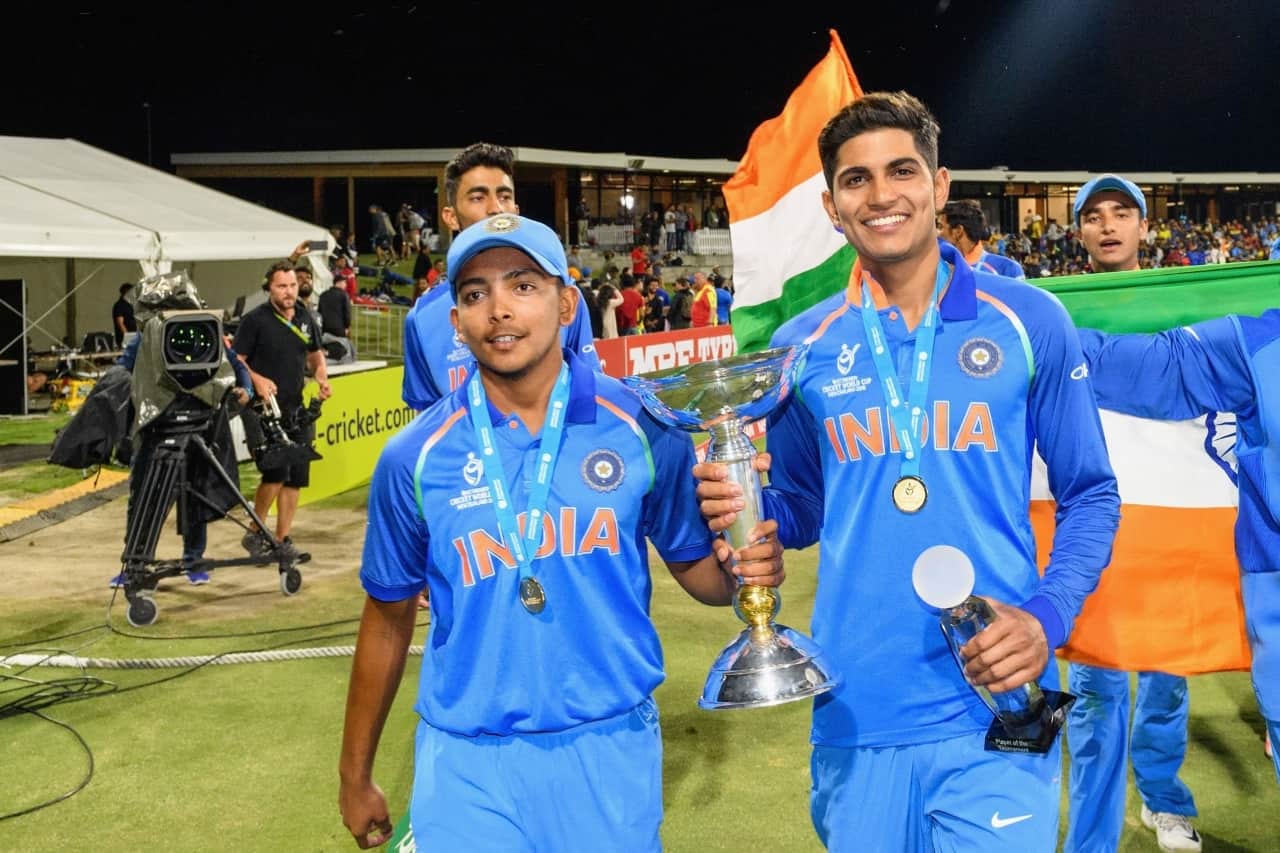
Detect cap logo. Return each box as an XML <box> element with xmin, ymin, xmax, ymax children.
<box><xmin>486</xmin><ymin>214</ymin><xmax>519</xmax><ymax>233</ymax></box>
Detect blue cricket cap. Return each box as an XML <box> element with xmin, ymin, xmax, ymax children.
<box><xmin>1074</xmin><ymin>174</ymin><xmax>1147</xmax><ymax>224</ymax></box>
<box><xmin>447</xmin><ymin>214</ymin><xmax>570</xmax><ymax>300</ymax></box>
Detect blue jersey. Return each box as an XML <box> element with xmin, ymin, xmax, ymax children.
<box><xmin>362</xmin><ymin>350</ymin><xmax>713</xmax><ymax>737</ymax></box>
<box><xmin>401</xmin><ymin>278</ymin><xmax>602</xmax><ymax>410</ymax></box>
<box><xmin>1079</xmin><ymin>311</ymin><xmax>1280</xmax><ymax>577</ymax></box>
<box><xmin>968</xmin><ymin>247</ymin><xmax>1025</xmax><ymax>280</ymax></box>
<box><xmin>764</xmin><ymin>240</ymin><xmax>1119</xmax><ymax>749</ymax></box>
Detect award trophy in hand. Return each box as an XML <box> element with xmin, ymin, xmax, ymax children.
<box><xmin>911</xmin><ymin>544</ymin><xmax>1074</xmax><ymax>752</ymax></box>
<box><xmin>623</xmin><ymin>345</ymin><xmax>837</xmax><ymax>710</ymax></box>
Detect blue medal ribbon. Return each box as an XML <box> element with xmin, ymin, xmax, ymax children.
<box><xmin>856</xmin><ymin>260</ymin><xmax>950</xmax><ymax>483</ymax></box>
<box><xmin>466</xmin><ymin>363</ymin><xmax>571</xmax><ymax>605</ymax></box>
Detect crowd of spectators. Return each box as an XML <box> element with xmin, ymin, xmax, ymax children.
<box><xmin>566</xmin><ymin>243</ymin><xmax>734</xmax><ymax>339</ymax></box>
<box><xmin>987</xmin><ymin>213</ymin><xmax>1280</xmax><ymax>278</ymax></box>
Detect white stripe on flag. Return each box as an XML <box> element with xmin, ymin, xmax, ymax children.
<box><xmin>730</xmin><ymin>172</ymin><xmax>847</xmax><ymax>310</ymax></box>
<box><xmin>1032</xmin><ymin>410</ymin><xmax>1238</xmax><ymax>507</ymax></box>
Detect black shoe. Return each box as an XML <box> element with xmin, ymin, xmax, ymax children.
<box><xmin>277</xmin><ymin>536</ymin><xmax>300</xmax><ymax>559</ymax></box>
<box><xmin>242</xmin><ymin>531</ymin><xmax>272</xmax><ymax>556</ymax></box>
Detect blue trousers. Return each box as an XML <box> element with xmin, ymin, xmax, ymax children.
<box><xmin>811</xmin><ymin>731</ymin><xmax>1061</xmax><ymax>852</ymax></box>
<box><xmin>1063</xmin><ymin>665</ymin><xmax>1196</xmax><ymax>852</ymax></box>
<box><xmin>1242</xmin><ymin>571</ymin><xmax>1280</xmax><ymax>786</ymax></box>
<box><xmin>410</xmin><ymin>699</ymin><xmax>662</xmax><ymax>852</ymax></box>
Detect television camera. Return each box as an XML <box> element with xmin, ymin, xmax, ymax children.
<box><xmin>113</xmin><ymin>272</ymin><xmax>319</xmax><ymax>627</ymax></box>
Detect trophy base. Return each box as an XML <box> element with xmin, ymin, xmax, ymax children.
<box><xmin>983</xmin><ymin>689</ymin><xmax>1076</xmax><ymax>753</ymax></box>
<box><xmin>699</xmin><ymin>623</ymin><xmax>838</xmax><ymax>711</ymax></box>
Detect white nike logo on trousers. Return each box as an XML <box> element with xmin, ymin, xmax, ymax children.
<box><xmin>990</xmin><ymin>812</ymin><xmax>1033</xmax><ymax>829</ymax></box>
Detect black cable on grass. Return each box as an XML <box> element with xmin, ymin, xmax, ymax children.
<box><xmin>0</xmin><ymin>710</ymin><xmax>94</xmax><ymax>821</ymax></box>
<box><xmin>1</xmin><ymin>594</ymin><xmax>428</xmax><ymax>820</ymax></box>
<box><xmin>0</xmin><ymin>623</ymin><xmax>106</xmax><ymax>652</ymax></box>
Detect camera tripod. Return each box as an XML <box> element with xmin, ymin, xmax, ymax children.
<box><xmin>118</xmin><ymin>407</ymin><xmax>310</xmax><ymax>628</ymax></box>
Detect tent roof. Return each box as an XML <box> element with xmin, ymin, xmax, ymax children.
<box><xmin>0</xmin><ymin>136</ymin><xmax>327</xmax><ymax>262</ymax></box>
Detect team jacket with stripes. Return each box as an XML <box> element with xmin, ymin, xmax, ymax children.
<box><xmin>363</xmin><ymin>350</ymin><xmax>712</xmax><ymax>737</ymax></box>
<box><xmin>764</xmin><ymin>239</ymin><xmax>1120</xmax><ymax>748</ymax></box>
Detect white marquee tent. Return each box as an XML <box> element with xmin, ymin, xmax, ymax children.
<box><xmin>0</xmin><ymin>135</ymin><xmax>331</xmax><ymax>351</ymax></box>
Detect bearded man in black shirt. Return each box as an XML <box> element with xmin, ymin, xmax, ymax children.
<box><xmin>233</xmin><ymin>260</ymin><xmax>332</xmax><ymax>555</ymax></box>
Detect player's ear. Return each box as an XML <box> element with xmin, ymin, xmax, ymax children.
<box><xmin>441</xmin><ymin>207</ymin><xmax>461</xmax><ymax>234</ymax></box>
<box><xmin>933</xmin><ymin>166</ymin><xmax>951</xmax><ymax>211</ymax></box>
<box><xmin>558</xmin><ymin>283</ymin><xmax>578</xmax><ymax>327</ymax></box>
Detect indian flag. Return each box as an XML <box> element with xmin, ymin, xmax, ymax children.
<box><xmin>1034</xmin><ymin>260</ymin><xmax>1280</xmax><ymax>675</ymax></box>
<box><xmin>722</xmin><ymin>29</ymin><xmax>862</xmax><ymax>354</ymax></box>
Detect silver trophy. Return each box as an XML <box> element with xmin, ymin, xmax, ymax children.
<box><xmin>912</xmin><ymin>545</ymin><xmax>1074</xmax><ymax>753</ymax></box>
<box><xmin>623</xmin><ymin>345</ymin><xmax>838</xmax><ymax>710</ymax></box>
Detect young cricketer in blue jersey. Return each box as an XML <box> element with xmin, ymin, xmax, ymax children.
<box><xmin>339</xmin><ymin>214</ymin><xmax>784</xmax><ymax>851</ymax></box>
<box><xmin>938</xmin><ymin>199</ymin><xmax>1026</xmax><ymax>280</ymax></box>
<box><xmin>696</xmin><ymin>92</ymin><xmax>1120</xmax><ymax>852</ymax></box>
<box><xmin>401</xmin><ymin>142</ymin><xmax>599</xmax><ymax>411</ymax></box>
<box><xmin>1065</xmin><ymin>174</ymin><xmax>1202</xmax><ymax>853</ymax></box>
<box><xmin>1079</xmin><ymin>309</ymin><xmax>1280</xmax><ymax>791</ymax></box>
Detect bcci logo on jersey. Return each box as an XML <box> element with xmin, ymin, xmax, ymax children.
<box><xmin>822</xmin><ymin>342</ymin><xmax>872</xmax><ymax>397</ymax></box>
<box><xmin>582</xmin><ymin>449</ymin><xmax>625</xmax><ymax>492</ymax></box>
<box><xmin>959</xmin><ymin>337</ymin><xmax>1003</xmax><ymax>379</ymax></box>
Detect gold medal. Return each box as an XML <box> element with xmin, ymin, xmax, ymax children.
<box><xmin>892</xmin><ymin>476</ymin><xmax>928</xmax><ymax>514</ymax></box>
<box><xmin>519</xmin><ymin>577</ymin><xmax>546</xmax><ymax>614</ymax></box>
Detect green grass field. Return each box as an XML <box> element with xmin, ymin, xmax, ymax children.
<box><xmin>0</xmin><ymin>484</ymin><xmax>1275</xmax><ymax>851</ymax></box>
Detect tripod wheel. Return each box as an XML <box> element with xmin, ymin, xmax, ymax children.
<box><xmin>127</xmin><ymin>596</ymin><xmax>159</xmax><ymax>627</ymax></box>
<box><xmin>281</xmin><ymin>567</ymin><xmax>303</xmax><ymax>597</ymax></box>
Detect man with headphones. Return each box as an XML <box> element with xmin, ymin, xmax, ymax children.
<box><xmin>234</xmin><ymin>259</ymin><xmax>332</xmax><ymax>556</ymax></box>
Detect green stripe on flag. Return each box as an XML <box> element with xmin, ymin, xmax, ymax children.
<box><xmin>734</xmin><ymin>256</ymin><xmax>1280</xmax><ymax>353</ymax></box>
<box><xmin>1042</xmin><ymin>259</ymin><xmax>1280</xmax><ymax>333</ymax></box>
<box><xmin>733</xmin><ymin>245</ymin><xmax>857</xmax><ymax>352</ymax></box>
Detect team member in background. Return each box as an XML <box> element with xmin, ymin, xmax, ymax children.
<box><xmin>937</xmin><ymin>199</ymin><xmax>1025</xmax><ymax>279</ymax></box>
<box><xmin>694</xmin><ymin>91</ymin><xmax>1119</xmax><ymax>851</ymax></box>
<box><xmin>1078</xmin><ymin>309</ymin><xmax>1280</xmax><ymax>796</ymax></box>
<box><xmin>234</xmin><ymin>260</ymin><xmax>332</xmax><ymax>556</ymax></box>
<box><xmin>1063</xmin><ymin>174</ymin><xmax>1203</xmax><ymax>853</ymax></box>
<box><xmin>400</xmin><ymin>142</ymin><xmax>599</xmax><ymax>411</ymax></box>
<box><xmin>338</xmin><ymin>214</ymin><xmax>785</xmax><ymax>850</ymax></box>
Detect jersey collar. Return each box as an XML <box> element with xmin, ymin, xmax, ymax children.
<box><xmin>937</xmin><ymin>239</ymin><xmax>977</xmax><ymax>321</ymax></box>
<box><xmin>468</xmin><ymin>348</ymin><xmax>597</xmax><ymax>427</ymax></box>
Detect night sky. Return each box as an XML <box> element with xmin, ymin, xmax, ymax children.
<box><xmin>12</xmin><ymin>2</ymin><xmax>1280</xmax><ymax>173</ymax></box>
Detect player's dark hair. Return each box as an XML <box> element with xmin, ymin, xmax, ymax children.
<box><xmin>941</xmin><ymin>200</ymin><xmax>990</xmax><ymax>243</ymax></box>
<box><xmin>262</xmin><ymin>259</ymin><xmax>295</xmax><ymax>290</ymax></box>
<box><xmin>819</xmin><ymin>91</ymin><xmax>941</xmax><ymax>189</ymax></box>
<box><xmin>443</xmin><ymin>143</ymin><xmax>515</xmax><ymax>207</ymax></box>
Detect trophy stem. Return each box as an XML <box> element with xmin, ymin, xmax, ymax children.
<box><xmin>705</xmin><ymin>418</ymin><xmax>763</xmax><ymax>554</ymax></box>
<box><xmin>618</xmin><ymin>345</ymin><xmax>838</xmax><ymax>710</ymax></box>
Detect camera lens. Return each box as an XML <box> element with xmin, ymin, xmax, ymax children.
<box><xmin>164</xmin><ymin>321</ymin><xmax>217</xmax><ymax>364</ymax></box>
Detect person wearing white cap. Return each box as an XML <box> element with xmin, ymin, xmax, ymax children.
<box><xmin>1064</xmin><ymin>173</ymin><xmax>1203</xmax><ymax>853</ymax></box>
<box><xmin>339</xmin><ymin>214</ymin><xmax>786</xmax><ymax>851</ymax></box>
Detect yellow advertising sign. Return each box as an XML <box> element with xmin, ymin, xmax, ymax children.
<box><xmin>300</xmin><ymin>366</ymin><xmax>418</xmax><ymax>506</ymax></box>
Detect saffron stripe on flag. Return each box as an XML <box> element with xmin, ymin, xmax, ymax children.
<box><xmin>1032</xmin><ymin>410</ymin><xmax>1246</xmax><ymax>674</ymax></box>
<box><xmin>722</xmin><ymin>29</ymin><xmax>862</xmax><ymax>353</ymax></box>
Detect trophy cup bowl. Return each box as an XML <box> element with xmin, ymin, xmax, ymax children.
<box><xmin>622</xmin><ymin>345</ymin><xmax>838</xmax><ymax>710</ymax></box>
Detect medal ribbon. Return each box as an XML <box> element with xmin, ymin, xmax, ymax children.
<box><xmin>273</xmin><ymin>310</ymin><xmax>312</xmax><ymax>345</ymax></box>
<box><xmin>857</xmin><ymin>260</ymin><xmax>950</xmax><ymax>481</ymax></box>
<box><xmin>466</xmin><ymin>363</ymin><xmax>571</xmax><ymax>597</ymax></box>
